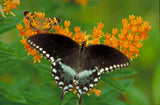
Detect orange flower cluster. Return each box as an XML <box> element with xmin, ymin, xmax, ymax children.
<box><xmin>17</xmin><ymin>12</ymin><xmax>47</xmax><ymax>63</ymax></box>
<box><xmin>104</xmin><ymin>15</ymin><xmax>151</xmax><ymax>60</ymax></box>
<box><xmin>1</xmin><ymin>0</ymin><xmax>20</xmax><ymax>17</ymax></box>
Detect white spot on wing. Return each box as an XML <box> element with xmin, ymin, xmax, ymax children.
<box><xmin>109</xmin><ymin>66</ymin><xmax>113</xmax><ymax>70</ymax></box>
<box><xmin>52</xmin><ymin>62</ymin><xmax>56</xmax><ymax>66</ymax></box>
<box><xmin>46</xmin><ymin>54</ymin><xmax>50</xmax><ymax>58</ymax></box>
<box><xmin>58</xmin><ymin>82</ymin><xmax>64</xmax><ymax>86</ymax></box>
<box><xmin>97</xmin><ymin>72</ymin><xmax>101</xmax><ymax>76</ymax></box>
<box><xmin>52</xmin><ymin>68</ymin><xmax>57</xmax><ymax>73</ymax></box>
<box><xmin>78</xmin><ymin>89</ymin><xmax>82</xmax><ymax>95</ymax></box>
<box><xmin>55</xmin><ymin>76</ymin><xmax>59</xmax><ymax>80</ymax></box>
<box><xmin>76</xmin><ymin>86</ymin><xmax>79</xmax><ymax>89</ymax></box>
<box><xmin>28</xmin><ymin>40</ymin><xmax>30</xmax><ymax>43</ymax></box>
<box><xmin>36</xmin><ymin>46</ymin><xmax>39</xmax><ymax>48</ymax></box>
<box><xmin>63</xmin><ymin>86</ymin><xmax>69</xmax><ymax>91</ymax></box>
<box><xmin>69</xmin><ymin>84</ymin><xmax>73</xmax><ymax>88</ymax></box>
<box><xmin>83</xmin><ymin>87</ymin><xmax>88</xmax><ymax>92</ymax></box>
<box><xmin>94</xmin><ymin>78</ymin><xmax>98</xmax><ymax>82</ymax></box>
<box><xmin>121</xmin><ymin>64</ymin><xmax>123</xmax><ymax>67</ymax></box>
<box><xmin>100</xmin><ymin>68</ymin><xmax>104</xmax><ymax>73</ymax></box>
<box><xmin>105</xmin><ymin>67</ymin><xmax>109</xmax><ymax>71</ymax></box>
<box><xmin>39</xmin><ymin>48</ymin><xmax>43</xmax><ymax>51</ymax></box>
<box><xmin>50</xmin><ymin>57</ymin><xmax>54</xmax><ymax>62</ymax></box>
<box><xmin>89</xmin><ymin>84</ymin><xmax>94</xmax><ymax>88</ymax></box>
<box><xmin>42</xmin><ymin>50</ymin><xmax>46</xmax><ymax>54</ymax></box>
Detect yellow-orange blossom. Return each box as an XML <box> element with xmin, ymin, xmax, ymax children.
<box><xmin>1</xmin><ymin>0</ymin><xmax>20</xmax><ymax>17</ymax></box>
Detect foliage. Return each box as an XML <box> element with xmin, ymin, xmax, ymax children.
<box><xmin>0</xmin><ymin>0</ymin><xmax>159</xmax><ymax>105</ymax></box>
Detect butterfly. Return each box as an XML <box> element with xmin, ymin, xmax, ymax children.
<box><xmin>23</xmin><ymin>11</ymin><xmax>62</xmax><ymax>31</ymax></box>
<box><xmin>27</xmin><ymin>33</ymin><xmax>130</xmax><ymax>105</ymax></box>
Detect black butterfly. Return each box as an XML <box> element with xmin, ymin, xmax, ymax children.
<box><xmin>27</xmin><ymin>33</ymin><xmax>130</xmax><ymax>105</ymax></box>
<box><xmin>23</xmin><ymin>11</ymin><xmax>62</xmax><ymax>31</ymax></box>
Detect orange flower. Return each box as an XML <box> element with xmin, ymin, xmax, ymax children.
<box><xmin>88</xmin><ymin>88</ymin><xmax>102</xmax><ymax>97</ymax></box>
<box><xmin>1</xmin><ymin>0</ymin><xmax>20</xmax><ymax>17</ymax></box>
<box><xmin>104</xmin><ymin>15</ymin><xmax>151</xmax><ymax>60</ymax></box>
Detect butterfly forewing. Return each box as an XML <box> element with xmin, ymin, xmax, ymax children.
<box><xmin>27</xmin><ymin>33</ymin><xmax>79</xmax><ymax>62</ymax></box>
<box><xmin>85</xmin><ymin>45</ymin><xmax>130</xmax><ymax>74</ymax></box>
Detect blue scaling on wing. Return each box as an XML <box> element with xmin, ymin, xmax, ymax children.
<box><xmin>27</xmin><ymin>33</ymin><xmax>130</xmax><ymax>105</ymax></box>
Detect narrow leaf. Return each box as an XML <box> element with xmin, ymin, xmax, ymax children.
<box><xmin>0</xmin><ymin>82</ymin><xmax>26</xmax><ymax>104</ymax></box>
<box><xmin>101</xmin><ymin>74</ymin><xmax>125</xmax><ymax>92</ymax></box>
<box><xmin>108</xmin><ymin>69</ymin><xmax>136</xmax><ymax>77</ymax></box>
<box><xmin>0</xmin><ymin>16</ymin><xmax>22</xmax><ymax>34</ymax></box>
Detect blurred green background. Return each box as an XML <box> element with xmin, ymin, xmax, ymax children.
<box><xmin>0</xmin><ymin>0</ymin><xmax>159</xmax><ymax>105</ymax></box>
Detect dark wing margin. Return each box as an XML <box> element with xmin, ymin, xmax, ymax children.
<box><xmin>27</xmin><ymin>33</ymin><xmax>79</xmax><ymax>62</ymax></box>
<box><xmin>85</xmin><ymin>45</ymin><xmax>130</xmax><ymax>74</ymax></box>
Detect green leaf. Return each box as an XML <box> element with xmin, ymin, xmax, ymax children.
<box><xmin>101</xmin><ymin>74</ymin><xmax>125</xmax><ymax>92</ymax></box>
<box><xmin>0</xmin><ymin>82</ymin><xmax>26</xmax><ymax>104</ymax></box>
<box><xmin>107</xmin><ymin>100</ymin><xmax>129</xmax><ymax>105</ymax></box>
<box><xmin>64</xmin><ymin>97</ymin><xmax>78</xmax><ymax>105</ymax></box>
<box><xmin>33</xmin><ymin>63</ymin><xmax>50</xmax><ymax>73</ymax></box>
<box><xmin>108</xmin><ymin>69</ymin><xmax>136</xmax><ymax>77</ymax></box>
<box><xmin>0</xmin><ymin>42</ymin><xmax>15</xmax><ymax>56</ymax></box>
<box><xmin>127</xmin><ymin>86</ymin><xmax>150</xmax><ymax>105</ymax></box>
<box><xmin>0</xmin><ymin>95</ymin><xmax>25</xmax><ymax>105</ymax></box>
<box><xmin>0</xmin><ymin>16</ymin><xmax>22</xmax><ymax>35</ymax></box>
<box><xmin>60</xmin><ymin>92</ymin><xmax>75</xmax><ymax>105</ymax></box>
<box><xmin>118</xmin><ymin>79</ymin><xmax>134</xmax><ymax>89</ymax></box>
<box><xmin>152</xmin><ymin>63</ymin><xmax>160</xmax><ymax>104</ymax></box>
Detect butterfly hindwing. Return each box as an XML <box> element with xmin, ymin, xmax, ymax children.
<box><xmin>27</xmin><ymin>33</ymin><xmax>79</xmax><ymax>62</ymax></box>
<box><xmin>85</xmin><ymin>45</ymin><xmax>130</xmax><ymax>74</ymax></box>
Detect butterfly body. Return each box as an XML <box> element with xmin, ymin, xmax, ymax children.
<box><xmin>27</xmin><ymin>33</ymin><xmax>130</xmax><ymax>105</ymax></box>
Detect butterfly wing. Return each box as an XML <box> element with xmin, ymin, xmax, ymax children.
<box><xmin>49</xmin><ymin>17</ymin><xmax>62</xmax><ymax>25</ymax></box>
<box><xmin>85</xmin><ymin>45</ymin><xmax>130</xmax><ymax>73</ymax></box>
<box><xmin>29</xmin><ymin>18</ymin><xmax>53</xmax><ymax>31</ymax></box>
<box><xmin>23</xmin><ymin>11</ymin><xmax>37</xmax><ymax>20</ymax></box>
<box><xmin>27</xmin><ymin>33</ymin><xmax>81</xmax><ymax>102</ymax></box>
<box><xmin>27</xmin><ymin>33</ymin><xmax>80</xmax><ymax>62</ymax></box>
<box><xmin>74</xmin><ymin>45</ymin><xmax>130</xmax><ymax>104</ymax></box>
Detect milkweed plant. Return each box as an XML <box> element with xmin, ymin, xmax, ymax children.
<box><xmin>0</xmin><ymin>0</ymin><xmax>154</xmax><ymax>105</ymax></box>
